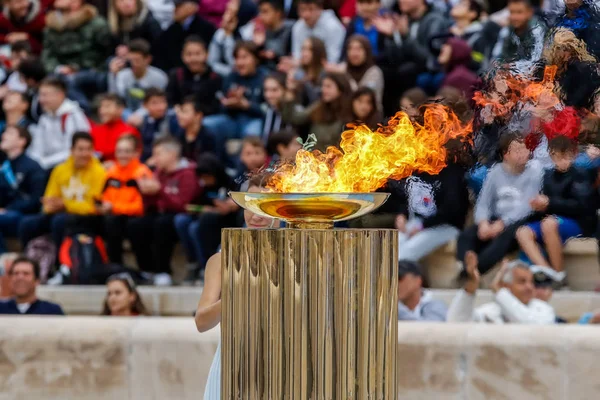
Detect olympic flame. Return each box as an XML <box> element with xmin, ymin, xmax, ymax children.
<box><xmin>266</xmin><ymin>103</ymin><xmax>472</xmax><ymax>193</ymax></box>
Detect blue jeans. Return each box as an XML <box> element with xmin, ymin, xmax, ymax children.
<box><xmin>0</xmin><ymin>210</ymin><xmax>23</xmax><ymax>253</ymax></box>
<box><xmin>174</xmin><ymin>213</ymin><xmax>203</xmax><ymax>264</ymax></box>
<box><xmin>203</xmin><ymin>113</ymin><xmax>263</xmax><ymax>165</ymax></box>
<box><xmin>19</xmin><ymin>213</ymin><xmax>68</xmax><ymax>249</ymax></box>
<box><xmin>65</xmin><ymin>70</ymin><xmax>108</xmax><ymax>113</ymax></box>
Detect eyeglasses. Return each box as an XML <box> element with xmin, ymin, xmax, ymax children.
<box><xmin>107</xmin><ymin>272</ymin><xmax>136</xmax><ymax>289</ymax></box>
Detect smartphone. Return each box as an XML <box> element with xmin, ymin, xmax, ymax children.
<box><xmin>186</xmin><ymin>204</ymin><xmax>205</xmax><ymax>213</ymax></box>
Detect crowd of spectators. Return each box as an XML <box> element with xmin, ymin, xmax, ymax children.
<box><xmin>0</xmin><ymin>0</ymin><xmax>599</xmax><ymax>315</ymax></box>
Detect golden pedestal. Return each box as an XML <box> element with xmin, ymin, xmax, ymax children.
<box><xmin>221</xmin><ymin>227</ymin><xmax>398</xmax><ymax>399</ymax></box>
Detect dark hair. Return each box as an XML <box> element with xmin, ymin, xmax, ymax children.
<box><xmin>143</xmin><ymin>87</ymin><xmax>166</xmax><ymax>103</ymax></box>
<box><xmin>346</xmin><ymin>35</ymin><xmax>375</xmax><ymax>83</ymax></box>
<box><xmin>98</xmin><ymin>93</ymin><xmax>126</xmax><ymax>108</ymax></box>
<box><xmin>499</xmin><ymin>132</ymin><xmax>524</xmax><ymax>157</ymax></box>
<box><xmin>351</xmin><ymin>87</ymin><xmax>380</xmax><ymax>128</ymax></box>
<box><xmin>265</xmin><ymin>71</ymin><xmax>286</xmax><ymax>89</ymax></box>
<box><xmin>468</xmin><ymin>0</ymin><xmax>484</xmax><ymax>20</ymax></box>
<box><xmin>101</xmin><ymin>273</ymin><xmax>148</xmax><ymax>316</ymax></box>
<box><xmin>267</xmin><ymin>130</ymin><xmax>298</xmax><ymax>155</ymax></box>
<box><xmin>11</xmin><ymin>40</ymin><xmax>32</xmax><ymax>54</ymax></box>
<box><xmin>116</xmin><ymin>134</ymin><xmax>141</xmax><ymax>150</ymax></box>
<box><xmin>302</xmin><ymin>37</ymin><xmax>327</xmax><ymax>84</ymax></box>
<box><xmin>507</xmin><ymin>0</ymin><xmax>534</xmax><ymax>7</ymax></box>
<box><xmin>183</xmin><ymin>34</ymin><xmax>207</xmax><ymax>50</ymax></box>
<box><xmin>9</xmin><ymin>256</ymin><xmax>40</xmax><ymax>280</ymax></box>
<box><xmin>128</xmin><ymin>39</ymin><xmax>152</xmax><ymax>56</ymax></box>
<box><xmin>71</xmin><ymin>131</ymin><xmax>94</xmax><ymax>148</ymax></box>
<box><xmin>548</xmin><ymin>135</ymin><xmax>578</xmax><ymax>154</ymax></box>
<box><xmin>298</xmin><ymin>0</ymin><xmax>324</xmax><ymax>6</ymax></box>
<box><xmin>248</xmin><ymin>171</ymin><xmax>273</xmax><ymax>188</ymax></box>
<box><xmin>401</xmin><ymin>87</ymin><xmax>428</xmax><ymax>109</ymax></box>
<box><xmin>242</xmin><ymin>136</ymin><xmax>266</xmax><ymax>150</ymax></box>
<box><xmin>311</xmin><ymin>72</ymin><xmax>353</xmax><ymax>124</ymax></box>
<box><xmin>6</xmin><ymin>125</ymin><xmax>33</xmax><ymax>150</ymax></box>
<box><xmin>258</xmin><ymin>0</ymin><xmax>284</xmax><ymax>11</ymax></box>
<box><xmin>233</xmin><ymin>40</ymin><xmax>261</xmax><ymax>61</ymax></box>
<box><xmin>196</xmin><ymin>152</ymin><xmax>231</xmax><ymax>188</ymax></box>
<box><xmin>40</xmin><ymin>76</ymin><xmax>67</xmax><ymax>93</ymax></box>
<box><xmin>435</xmin><ymin>86</ymin><xmax>473</xmax><ymax>123</ymax></box>
<box><xmin>18</xmin><ymin>57</ymin><xmax>47</xmax><ymax>83</ymax></box>
<box><xmin>181</xmin><ymin>95</ymin><xmax>206</xmax><ymax>114</ymax></box>
<box><xmin>153</xmin><ymin>135</ymin><xmax>182</xmax><ymax>155</ymax></box>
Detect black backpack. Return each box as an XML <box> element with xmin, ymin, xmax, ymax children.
<box><xmin>58</xmin><ymin>234</ymin><xmax>108</xmax><ymax>284</ymax></box>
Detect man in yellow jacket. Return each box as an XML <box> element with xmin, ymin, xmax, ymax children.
<box><xmin>19</xmin><ymin>132</ymin><xmax>106</xmax><ymax>249</ymax></box>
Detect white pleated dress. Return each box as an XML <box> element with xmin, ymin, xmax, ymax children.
<box><xmin>203</xmin><ymin>341</ymin><xmax>221</xmax><ymax>399</ymax></box>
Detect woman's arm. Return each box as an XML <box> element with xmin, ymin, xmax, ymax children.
<box><xmin>195</xmin><ymin>253</ymin><xmax>223</xmax><ymax>332</ymax></box>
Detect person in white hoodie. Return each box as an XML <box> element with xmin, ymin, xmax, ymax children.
<box><xmin>291</xmin><ymin>0</ymin><xmax>345</xmax><ymax>63</ymax></box>
<box><xmin>397</xmin><ymin>261</ymin><xmax>448</xmax><ymax>321</ymax></box>
<box><xmin>28</xmin><ymin>77</ymin><xmax>90</xmax><ymax>170</ymax></box>
<box><xmin>447</xmin><ymin>252</ymin><xmax>556</xmax><ymax>324</ymax></box>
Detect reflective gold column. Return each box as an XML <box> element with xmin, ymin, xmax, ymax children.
<box><xmin>221</xmin><ymin>228</ymin><xmax>398</xmax><ymax>399</ymax></box>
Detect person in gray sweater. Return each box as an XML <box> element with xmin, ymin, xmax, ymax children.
<box><xmin>398</xmin><ymin>261</ymin><xmax>448</xmax><ymax>321</ymax></box>
<box><xmin>456</xmin><ymin>132</ymin><xmax>544</xmax><ymax>275</ymax></box>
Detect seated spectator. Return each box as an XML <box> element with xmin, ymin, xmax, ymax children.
<box><xmin>237</xmin><ymin>136</ymin><xmax>268</xmax><ymax>182</ymax></box>
<box><xmin>28</xmin><ymin>77</ymin><xmax>91</xmax><ymax>170</ymax></box>
<box><xmin>128</xmin><ymin>136</ymin><xmax>199</xmax><ymax>286</ymax></box>
<box><xmin>438</xmin><ymin>37</ymin><xmax>479</xmax><ymax>102</ymax></box>
<box><xmin>137</xmin><ymin>88</ymin><xmax>178</xmax><ymax>162</ymax></box>
<box><xmin>101</xmin><ymin>272</ymin><xmax>148</xmax><ymax>316</ymax></box>
<box><xmin>334</xmin><ymin>35</ymin><xmax>384</xmax><ymax>109</ymax></box>
<box><xmin>350</xmin><ymin>87</ymin><xmax>381</xmax><ymax>129</ymax></box>
<box><xmin>1</xmin><ymin>41</ymin><xmax>32</xmax><ymax>96</ymax></box>
<box><xmin>397</xmin><ymin>261</ymin><xmax>447</xmax><ymax>321</ymax></box>
<box><xmin>447</xmin><ymin>257</ymin><xmax>556</xmax><ymax>324</ymax></box>
<box><xmin>516</xmin><ymin>136</ymin><xmax>596</xmax><ymax>273</ymax></box>
<box><xmin>456</xmin><ymin>133</ymin><xmax>543</xmax><ymax>275</ymax></box>
<box><xmin>207</xmin><ymin>1</ymin><xmax>239</xmax><ymax>77</ymax></box>
<box><xmin>145</xmin><ymin>0</ymin><xmax>174</xmax><ymax>30</ymax></box>
<box><xmin>344</xmin><ymin>0</ymin><xmax>385</xmax><ymax>57</ymax></box>
<box><xmin>0</xmin><ymin>256</ymin><xmax>65</xmax><ymax>315</ymax></box>
<box><xmin>240</xmin><ymin>0</ymin><xmax>294</xmax><ymax>70</ymax></box>
<box><xmin>449</xmin><ymin>0</ymin><xmax>489</xmax><ymax>69</ymax></box>
<box><xmin>491</xmin><ymin>0</ymin><xmax>546</xmax><ymax>63</ymax></box>
<box><xmin>108</xmin><ymin>39</ymin><xmax>168</xmax><ymax>114</ymax></box>
<box><xmin>101</xmin><ymin>135</ymin><xmax>152</xmax><ymax>264</ymax></box>
<box><xmin>282</xmin><ymin>71</ymin><xmax>352</xmax><ymax>152</ymax></box>
<box><xmin>291</xmin><ymin>0</ymin><xmax>345</xmax><ymax>63</ymax></box>
<box><xmin>261</xmin><ymin>72</ymin><xmax>292</xmax><ymax>142</ymax></box>
<box><xmin>399</xmin><ymin>87</ymin><xmax>428</xmax><ymax>120</ymax></box>
<box><xmin>266</xmin><ymin>129</ymin><xmax>302</xmax><ymax>162</ymax></box>
<box><xmin>154</xmin><ymin>0</ymin><xmax>216</xmax><ymax>72</ymax></box>
<box><xmin>107</xmin><ymin>0</ymin><xmax>162</xmax><ymax>50</ymax></box>
<box><xmin>41</xmin><ymin>0</ymin><xmax>111</xmax><ymax>75</ymax></box>
<box><xmin>0</xmin><ymin>125</ymin><xmax>45</xmax><ymax>254</ymax></box>
<box><xmin>0</xmin><ymin>0</ymin><xmax>46</xmax><ymax>54</ymax></box>
<box><xmin>18</xmin><ymin>56</ymin><xmax>46</xmax><ymax>122</ymax></box>
<box><xmin>92</xmin><ymin>94</ymin><xmax>140</xmax><ymax>163</ymax></box>
<box><xmin>203</xmin><ymin>41</ymin><xmax>267</xmax><ymax>162</ymax></box>
<box><xmin>284</xmin><ymin>36</ymin><xmax>327</xmax><ymax>105</ymax></box>
<box><xmin>19</xmin><ymin>132</ymin><xmax>106</xmax><ymax>249</ymax></box>
<box><xmin>166</xmin><ymin>36</ymin><xmax>222</xmax><ymax>113</ymax></box>
<box><xmin>174</xmin><ymin>96</ymin><xmax>216</xmax><ymax>162</ymax></box>
<box><xmin>1</xmin><ymin>91</ymin><xmax>31</xmax><ymax>133</ymax></box>
<box><xmin>397</xmin><ymin>141</ymin><xmax>470</xmax><ymax>262</ymax></box>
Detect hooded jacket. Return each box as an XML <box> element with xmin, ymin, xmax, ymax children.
<box><xmin>166</xmin><ymin>65</ymin><xmax>222</xmax><ymax>113</ymax></box>
<box><xmin>0</xmin><ymin>0</ymin><xmax>45</xmax><ymax>53</ymax></box>
<box><xmin>44</xmin><ymin>156</ymin><xmax>106</xmax><ymax>215</ymax></box>
<box><xmin>91</xmin><ymin>119</ymin><xmax>140</xmax><ymax>161</ymax></box>
<box><xmin>291</xmin><ymin>9</ymin><xmax>346</xmax><ymax>63</ymax></box>
<box><xmin>0</xmin><ymin>153</ymin><xmax>46</xmax><ymax>214</ymax></box>
<box><xmin>144</xmin><ymin>158</ymin><xmax>199</xmax><ymax>213</ymax></box>
<box><xmin>107</xmin><ymin>0</ymin><xmax>162</xmax><ymax>48</ymax></box>
<box><xmin>441</xmin><ymin>37</ymin><xmax>480</xmax><ymax>102</ymax></box>
<box><xmin>28</xmin><ymin>99</ymin><xmax>91</xmax><ymax>170</ymax></box>
<box><xmin>42</xmin><ymin>4</ymin><xmax>111</xmax><ymax>72</ymax></box>
<box><xmin>102</xmin><ymin>159</ymin><xmax>152</xmax><ymax>216</ymax></box>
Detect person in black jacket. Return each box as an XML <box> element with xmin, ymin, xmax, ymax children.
<box><xmin>154</xmin><ymin>0</ymin><xmax>216</xmax><ymax>72</ymax></box>
<box><xmin>516</xmin><ymin>136</ymin><xmax>597</xmax><ymax>273</ymax></box>
<box><xmin>0</xmin><ymin>125</ymin><xmax>45</xmax><ymax>254</ymax></box>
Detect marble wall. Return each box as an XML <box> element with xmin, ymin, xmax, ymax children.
<box><xmin>0</xmin><ymin>317</ymin><xmax>598</xmax><ymax>400</ymax></box>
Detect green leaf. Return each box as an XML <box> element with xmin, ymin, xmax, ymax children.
<box><xmin>297</xmin><ymin>133</ymin><xmax>318</xmax><ymax>151</ymax></box>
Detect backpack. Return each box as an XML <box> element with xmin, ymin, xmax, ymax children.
<box><xmin>58</xmin><ymin>234</ymin><xmax>108</xmax><ymax>285</ymax></box>
<box><xmin>24</xmin><ymin>236</ymin><xmax>57</xmax><ymax>284</ymax></box>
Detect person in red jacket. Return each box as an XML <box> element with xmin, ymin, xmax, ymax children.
<box><xmin>0</xmin><ymin>0</ymin><xmax>46</xmax><ymax>54</ymax></box>
<box><xmin>127</xmin><ymin>135</ymin><xmax>199</xmax><ymax>286</ymax></box>
<box><xmin>91</xmin><ymin>93</ymin><xmax>140</xmax><ymax>164</ymax></box>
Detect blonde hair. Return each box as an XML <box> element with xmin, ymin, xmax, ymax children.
<box><xmin>543</xmin><ymin>28</ymin><xmax>596</xmax><ymax>68</ymax></box>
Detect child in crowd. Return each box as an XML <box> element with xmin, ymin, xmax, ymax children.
<box><xmin>203</xmin><ymin>41</ymin><xmax>267</xmax><ymax>163</ymax></box>
<box><xmin>127</xmin><ymin>136</ymin><xmax>199</xmax><ymax>286</ymax></box>
<box><xmin>285</xmin><ymin>37</ymin><xmax>327</xmax><ymax>105</ymax></box>
<box><xmin>166</xmin><ymin>35</ymin><xmax>222</xmax><ymax>113</ymax></box>
<box><xmin>449</xmin><ymin>0</ymin><xmax>487</xmax><ymax>70</ymax></box>
<box><xmin>1</xmin><ymin>91</ymin><xmax>31</xmax><ymax>133</ymax></box>
<box><xmin>266</xmin><ymin>130</ymin><xmax>302</xmax><ymax>161</ymax></box>
<box><xmin>91</xmin><ymin>94</ymin><xmax>140</xmax><ymax>163</ymax></box>
<box><xmin>174</xmin><ymin>96</ymin><xmax>216</xmax><ymax>162</ymax></box>
<box><xmin>456</xmin><ymin>132</ymin><xmax>544</xmax><ymax>275</ymax></box>
<box><xmin>351</xmin><ymin>87</ymin><xmax>381</xmax><ymax>129</ymax></box>
<box><xmin>437</xmin><ymin>37</ymin><xmax>479</xmax><ymax>102</ymax></box>
<box><xmin>28</xmin><ymin>77</ymin><xmax>90</xmax><ymax>170</ymax></box>
<box><xmin>108</xmin><ymin>38</ymin><xmax>168</xmax><ymax>114</ymax></box>
<box><xmin>137</xmin><ymin>88</ymin><xmax>178</xmax><ymax>162</ymax></box>
<box><xmin>516</xmin><ymin>136</ymin><xmax>597</xmax><ymax>273</ymax></box>
<box><xmin>238</xmin><ymin>136</ymin><xmax>268</xmax><ymax>182</ymax></box>
<box><xmin>400</xmin><ymin>87</ymin><xmax>428</xmax><ymax>120</ymax></box>
<box><xmin>18</xmin><ymin>57</ymin><xmax>46</xmax><ymax>122</ymax></box>
<box><xmin>1</xmin><ymin>40</ymin><xmax>32</xmax><ymax>95</ymax></box>
<box><xmin>100</xmin><ymin>135</ymin><xmax>153</xmax><ymax>265</ymax></box>
<box><xmin>261</xmin><ymin>72</ymin><xmax>291</xmax><ymax>142</ymax></box>
<box><xmin>344</xmin><ymin>0</ymin><xmax>384</xmax><ymax>57</ymax></box>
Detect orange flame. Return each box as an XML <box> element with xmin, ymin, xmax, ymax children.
<box><xmin>266</xmin><ymin>104</ymin><xmax>472</xmax><ymax>193</ymax></box>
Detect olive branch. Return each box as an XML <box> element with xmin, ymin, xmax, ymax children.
<box><xmin>297</xmin><ymin>133</ymin><xmax>318</xmax><ymax>151</ymax></box>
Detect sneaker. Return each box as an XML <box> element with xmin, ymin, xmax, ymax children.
<box><xmin>182</xmin><ymin>264</ymin><xmax>200</xmax><ymax>286</ymax></box>
<box><xmin>47</xmin><ymin>265</ymin><xmax>70</xmax><ymax>286</ymax></box>
<box><xmin>153</xmin><ymin>273</ymin><xmax>173</xmax><ymax>286</ymax></box>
